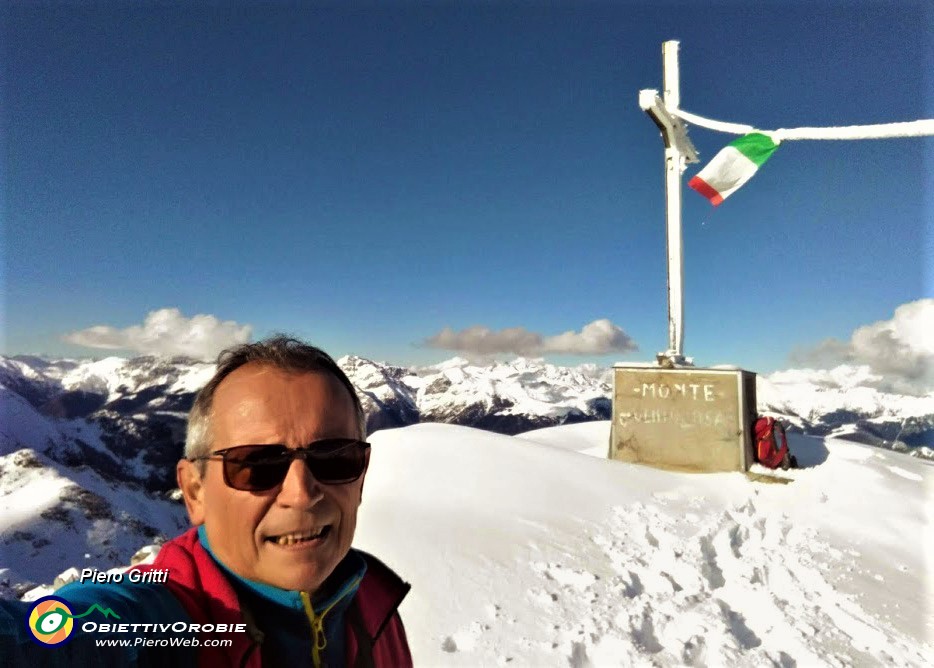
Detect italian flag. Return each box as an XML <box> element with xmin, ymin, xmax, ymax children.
<box><xmin>688</xmin><ymin>132</ymin><xmax>779</xmax><ymax>206</ymax></box>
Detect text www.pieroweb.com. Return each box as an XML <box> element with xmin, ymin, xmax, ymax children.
<box><xmin>95</xmin><ymin>637</ymin><xmax>233</xmax><ymax>648</ymax></box>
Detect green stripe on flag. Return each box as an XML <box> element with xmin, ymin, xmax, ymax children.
<box><xmin>728</xmin><ymin>132</ymin><xmax>779</xmax><ymax>167</ymax></box>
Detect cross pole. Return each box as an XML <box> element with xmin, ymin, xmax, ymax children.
<box><xmin>639</xmin><ymin>40</ymin><xmax>699</xmax><ymax>368</ymax></box>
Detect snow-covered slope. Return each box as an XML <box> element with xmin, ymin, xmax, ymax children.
<box><xmin>358</xmin><ymin>423</ymin><xmax>933</xmax><ymax>666</ymax></box>
<box><xmin>0</xmin><ymin>446</ymin><xmax>188</xmax><ymax>599</ymax></box>
<box><xmin>10</xmin><ymin>422</ymin><xmax>933</xmax><ymax>666</ymax></box>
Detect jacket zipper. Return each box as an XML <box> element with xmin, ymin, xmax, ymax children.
<box><xmin>301</xmin><ymin>575</ymin><xmax>364</xmax><ymax>668</ymax></box>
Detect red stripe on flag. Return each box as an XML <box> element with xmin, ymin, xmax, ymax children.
<box><xmin>688</xmin><ymin>176</ymin><xmax>724</xmax><ymax>207</ymax></box>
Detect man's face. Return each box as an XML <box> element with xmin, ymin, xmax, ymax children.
<box><xmin>177</xmin><ymin>362</ymin><xmax>367</xmax><ymax>592</ymax></box>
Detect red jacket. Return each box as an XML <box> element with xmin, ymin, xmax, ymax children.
<box><xmin>133</xmin><ymin>528</ymin><xmax>412</xmax><ymax>667</ymax></box>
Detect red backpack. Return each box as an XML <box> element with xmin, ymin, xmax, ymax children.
<box><xmin>754</xmin><ymin>416</ymin><xmax>796</xmax><ymax>469</ymax></box>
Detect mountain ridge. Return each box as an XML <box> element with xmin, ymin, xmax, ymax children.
<box><xmin>3</xmin><ymin>354</ymin><xmax>931</xmax><ymax>478</ymax></box>
<box><xmin>1</xmin><ymin>353</ymin><xmax>931</xmax><ymax>598</ymax></box>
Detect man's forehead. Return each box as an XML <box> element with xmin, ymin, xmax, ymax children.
<box><xmin>208</xmin><ymin>363</ymin><xmax>357</xmax><ymax>443</ymax></box>
<box><xmin>212</xmin><ymin>363</ymin><xmax>352</xmax><ymax>414</ymax></box>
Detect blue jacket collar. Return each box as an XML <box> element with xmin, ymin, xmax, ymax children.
<box><xmin>196</xmin><ymin>525</ymin><xmax>366</xmax><ymax>614</ymax></box>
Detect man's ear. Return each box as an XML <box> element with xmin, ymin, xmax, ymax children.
<box><xmin>177</xmin><ymin>459</ymin><xmax>206</xmax><ymax>525</ymax></box>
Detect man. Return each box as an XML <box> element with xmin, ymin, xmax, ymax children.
<box><xmin>0</xmin><ymin>336</ymin><xmax>412</xmax><ymax>667</ymax></box>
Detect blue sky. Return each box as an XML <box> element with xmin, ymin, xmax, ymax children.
<box><xmin>2</xmin><ymin>1</ymin><xmax>931</xmax><ymax>373</ymax></box>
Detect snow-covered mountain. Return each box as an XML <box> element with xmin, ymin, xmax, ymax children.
<box><xmin>756</xmin><ymin>366</ymin><xmax>934</xmax><ymax>456</ymax></box>
<box><xmin>1</xmin><ymin>353</ymin><xmax>932</xmax><ymax>597</ymax></box>
<box><xmin>0</xmin><ymin>355</ymin><xmax>214</xmax><ymax>492</ymax></box>
<box><xmin>0</xmin><ymin>353</ymin><xmax>617</xmax><ymax>495</ymax></box>
<box><xmin>344</xmin><ymin>354</ymin><xmax>614</xmax><ymax>435</ymax></box>
<box><xmin>4</xmin><ymin>353</ymin><xmax>928</xmax><ymax>471</ymax></box>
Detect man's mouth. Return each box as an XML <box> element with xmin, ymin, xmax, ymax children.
<box><xmin>266</xmin><ymin>526</ymin><xmax>332</xmax><ymax>546</ymax></box>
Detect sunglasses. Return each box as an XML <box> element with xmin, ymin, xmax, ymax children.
<box><xmin>190</xmin><ymin>439</ymin><xmax>370</xmax><ymax>492</ymax></box>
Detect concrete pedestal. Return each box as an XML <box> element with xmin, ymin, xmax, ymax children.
<box><xmin>609</xmin><ymin>365</ymin><xmax>757</xmax><ymax>472</ymax></box>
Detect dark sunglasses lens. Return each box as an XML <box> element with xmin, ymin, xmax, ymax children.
<box><xmin>224</xmin><ymin>446</ymin><xmax>290</xmax><ymax>491</ymax></box>
<box><xmin>220</xmin><ymin>442</ymin><xmax>368</xmax><ymax>489</ymax></box>
<box><xmin>304</xmin><ymin>440</ymin><xmax>367</xmax><ymax>483</ymax></box>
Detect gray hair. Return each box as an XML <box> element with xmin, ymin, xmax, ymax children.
<box><xmin>185</xmin><ymin>335</ymin><xmax>366</xmax><ymax>461</ymax></box>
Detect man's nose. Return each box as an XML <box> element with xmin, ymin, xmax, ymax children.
<box><xmin>276</xmin><ymin>457</ymin><xmax>324</xmax><ymax>507</ymax></box>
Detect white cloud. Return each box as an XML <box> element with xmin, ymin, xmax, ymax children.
<box><xmin>542</xmin><ymin>319</ymin><xmax>637</xmax><ymax>355</ymax></box>
<box><xmin>790</xmin><ymin>298</ymin><xmax>934</xmax><ymax>395</ymax></box>
<box><xmin>423</xmin><ymin>325</ymin><xmax>543</xmax><ymax>356</ymax></box>
<box><xmin>423</xmin><ymin>319</ymin><xmax>638</xmax><ymax>356</ymax></box>
<box><xmin>63</xmin><ymin>308</ymin><xmax>252</xmax><ymax>361</ymax></box>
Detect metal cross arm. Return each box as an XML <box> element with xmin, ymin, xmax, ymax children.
<box><xmin>639</xmin><ymin>89</ymin><xmax>699</xmax><ymax>165</ymax></box>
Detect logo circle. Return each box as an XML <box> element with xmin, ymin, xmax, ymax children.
<box><xmin>26</xmin><ymin>596</ymin><xmax>75</xmax><ymax>646</ymax></box>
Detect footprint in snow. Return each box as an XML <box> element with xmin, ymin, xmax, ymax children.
<box><xmin>530</xmin><ymin>561</ymin><xmax>598</xmax><ymax>591</ymax></box>
<box><xmin>440</xmin><ymin>622</ymin><xmax>485</xmax><ymax>653</ymax></box>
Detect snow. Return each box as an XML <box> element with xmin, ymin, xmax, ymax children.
<box><xmin>3</xmin><ymin>416</ymin><xmax>931</xmax><ymax>664</ymax></box>
<box><xmin>413</xmin><ymin>357</ymin><xmax>612</xmax><ymax>421</ymax></box>
<box><xmin>60</xmin><ymin>356</ymin><xmax>128</xmax><ymax>398</ymax></box>
<box><xmin>0</xmin><ymin>358</ymin><xmax>45</xmax><ymax>382</ymax></box>
<box><xmin>0</xmin><ymin>466</ymin><xmax>70</xmax><ymax>527</ymax></box>
<box><xmin>0</xmin><ymin>387</ymin><xmax>64</xmax><ymax>454</ymax></box>
<box><xmin>55</xmin><ymin>355</ymin><xmax>214</xmax><ymax>401</ymax></box>
<box><xmin>0</xmin><ymin>448</ymin><xmax>188</xmax><ymax>596</ymax></box>
<box><xmin>169</xmin><ymin>364</ymin><xmax>216</xmax><ymax>394</ymax></box>
<box><xmin>2</xmin><ymin>352</ymin><xmax>933</xmax><ymax>663</ymax></box>
<box><xmin>352</xmin><ymin>422</ymin><xmax>933</xmax><ymax>666</ymax></box>
<box><xmin>515</xmin><ymin>421</ymin><xmax>610</xmax><ymax>457</ymax></box>
<box><xmin>759</xmin><ymin>365</ymin><xmax>934</xmax><ymax>419</ymax></box>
